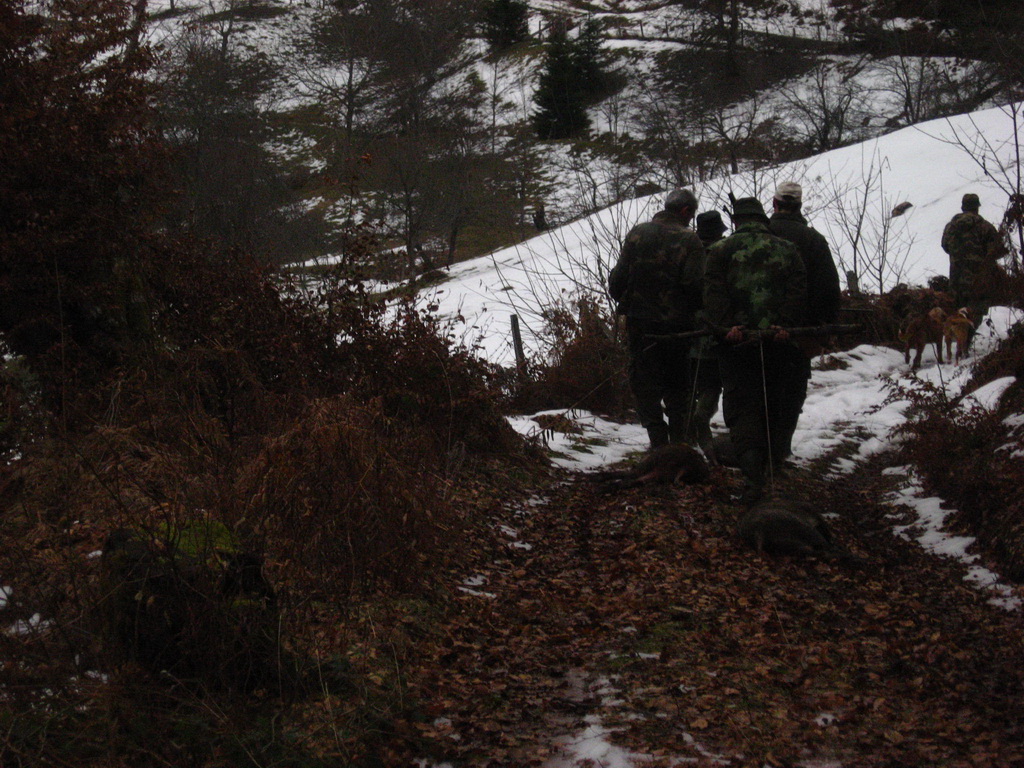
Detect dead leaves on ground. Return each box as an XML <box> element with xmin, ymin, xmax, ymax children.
<box><xmin>407</xmin><ymin>459</ymin><xmax>1024</xmax><ymax>767</ymax></box>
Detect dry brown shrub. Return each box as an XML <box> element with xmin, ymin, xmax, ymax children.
<box><xmin>887</xmin><ymin>323</ymin><xmax>1024</xmax><ymax>578</ymax></box>
<box><xmin>237</xmin><ymin>395</ymin><xmax>452</xmax><ymax>600</ymax></box>
<box><xmin>510</xmin><ymin>296</ymin><xmax>631</xmax><ymax>416</ymax></box>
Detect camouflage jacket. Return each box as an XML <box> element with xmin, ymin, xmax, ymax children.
<box><xmin>941</xmin><ymin>212</ymin><xmax>1003</xmax><ymax>264</ymax></box>
<box><xmin>609</xmin><ymin>209</ymin><xmax>706</xmax><ymax>328</ymax></box>
<box><xmin>769</xmin><ymin>210</ymin><xmax>841</xmax><ymax>325</ymax></box>
<box><xmin>702</xmin><ymin>221</ymin><xmax>806</xmax><ymax>331</ymax></box>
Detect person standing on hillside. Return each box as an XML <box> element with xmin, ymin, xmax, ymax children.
<box><xmin>767</xmin><ymin>181</ymin><xmax>841</xmax><ymax>467</ymax></box>
<box><xmin>609</xmin><ymin>189</ymin><xmax>706</xmax><ymax>449</ymax></box>
<box><xmin>941</xmin><ymin>192</ymin><xmax>1005</xmax><ymax>326</ymax></box>
<box><xmin>703</xmin><ymin>197</ymin><xmax>806</xmax><ymax>505</ymax></box>
<box><xmin>686</xmin><ymin>210</ymin><xmax>729</xmax><ymax>461</ymax></box>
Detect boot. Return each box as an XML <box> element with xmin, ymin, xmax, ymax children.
<box><xmin>646</xmin><ymin>422</ymin><xmax>669</xmax><ymax>450</ymax></box>
<box><xmin>736</xmin><ymin>448</ymin><xmax>766</xmax><ymax>506</ymax></box>
<box><xmin>769</xmin><ymin>439</ymin><xmax>793</xmax><ymax>477</ymax></box>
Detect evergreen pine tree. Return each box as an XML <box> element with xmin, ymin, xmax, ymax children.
<box><xmin>532</xmin><ymin>25</ymin><xmax>591</xmax><ymax>140</ymax></box>
<box><xmin>573</xmin><ymin>18</ymin><xmax>612</xmax><ymax>102</ymax></box>
<box><xmin>480</xmin><ymin>0</ymin><xmax>530</xmax><ymax>52</ymax></box>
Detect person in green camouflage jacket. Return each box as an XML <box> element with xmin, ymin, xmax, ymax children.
<box><xmin>941</xmin><ymin>193</ymin><xmax>1005</xmax><ymax>324</ymax></box>
<box><xmin>609</xmin><ymin>188</ymin><xmax>706</xmax><ymax>449</ymax></box>
<box><xmin>703</xmin><ymin>197</ymin><xmax>807</xmax><ymax>505</ymax></box>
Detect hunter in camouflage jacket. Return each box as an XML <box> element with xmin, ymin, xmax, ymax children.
<box><xmin>609</xmin><ymin>209</ymin><xmax>706</xmax><ymax>329</ymax></box>
<box><xmin>702</xmin><ymin>219</ymin><xmax>806</xmax><ymax>333</ymax></box>
<box><xmin>701</xmin><ymin>199</ymin><xmax>807</xmax><ymax>505</ymax></box>
<box><xmin>941</xmin><ymin>198</ymin><xmax>1005</xmax><ymax>311</ymax></box>
<box><xmin>608</xmin><ymin>195</ymin><xmax>705</xmax><ymax>449</ymax></box>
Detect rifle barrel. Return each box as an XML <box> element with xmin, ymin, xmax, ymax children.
<box><xmin>647</xmin><ymin>324</ymin><xmax>863</xmax><ymax>341</ymax></box>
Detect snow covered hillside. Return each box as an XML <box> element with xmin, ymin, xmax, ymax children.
<box><xmin>422</xmin><ymin>100</ymin><xmax>1024</xmax><ymax>619</ymax></box>
<box><xmin>140</xmin><ymin>0</ymin><xmax>1019</xmax><ymax>268</ymax></box>
<box><xmin>426</xmin><ymin>103</ymin><xmax>1023</xmax><ymax>366</ymax></box>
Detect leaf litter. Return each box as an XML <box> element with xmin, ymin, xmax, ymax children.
<box><xmin>407</xmin><ymin>452</ymin><xmax>1024</xmax><ymax>767</ymax></box>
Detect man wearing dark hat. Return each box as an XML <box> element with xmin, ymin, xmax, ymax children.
<box><xmin>768</xmin><ymin>181</ymin><xmax>841</xmax><ymax>467</ymax></box>
<box><xmin>696</xmin><ymin>210</ymin><xmax>728</xmax><ymax>248</ymax></box>
<box><xmin>941</xmin><ymin>192</ymin><xmax>1005</xmax><ymax>324</ymax></box>
<box><xmin>609</xmin><ymin>189</ymin><xmax>706</xmax><ymax>449</ymax></box>
<box><xmin>703</xmin><ymin>197</ymin><xmax>806</xmax><ymax>504</ymax></box>
<box><xmin>687</xmin><ymin>210</ymin><xmax>729</xmax><ymax>460</ymax></box>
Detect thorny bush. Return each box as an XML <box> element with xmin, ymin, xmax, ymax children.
<box><xmin>509</xmin><ymin>295</ymin><xmax>632</xmax><ymax>417</ymax></box>
<box><xmin>2</xmin><ymin>156</ymin><xmax>526</xmax><ymax>768</ymax></box>
<box><xmin>885</xmin><ymin>325</ymin><xmax>1024</xmax><ymax>579</ymax></box>
<box><xmin>0</xmin><ymin>254</ymin><xmax>531</xmax><ymax>763</ymax></box>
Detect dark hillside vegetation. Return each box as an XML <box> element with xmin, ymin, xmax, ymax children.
<box><xmin>107</xmin><ymin>0</ymin><xmax>1024</xmax><ymax>281</ymax></box>
<box><xmin>0</xmin><ymin>2</ymin><xmax>541</xmax><ymax>764</ymax></box>
<box><xmin>834</xmin><ymin>0</ymin><xmax>1024</xmax><ymax>70</ymax></box>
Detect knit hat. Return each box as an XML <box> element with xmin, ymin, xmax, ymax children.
<box><xmin>731</xmin><ymin>197</ymin><xmax>769</xmax><ymax>223</ymax></box>
<box><xmin>665</xmin><ymin>188</ymin><xmax>698</xmax><ymax>211</ymax></box>
<box><xmin>696</xmin><ymin>210</ymin><xmax>727</xmax><ymax>242</ymax></box>
<box><xmin>774</xmin><ymin>181</ymin><xmax>802</xmax><ymax>203</ymax></box>
<box><xmin>962</xmin><ymin>193</ymin><xmax>980</xmax><ymax>211</ymax></box>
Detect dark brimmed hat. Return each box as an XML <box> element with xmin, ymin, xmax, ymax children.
<box><xmin>696</xmin><ymin>210</ymin><xmax>727</xmax><ymax>241</ymax></box>
<box><xmin>962</xmin><ymin>193</ymin><xmax>980</xmax><ymax>210</ymax></box>
<box><xmin>731</xmin><ymin>197</ymin><xmax>769</xmax><ymax>223</ymax></box>
<box><xmin>665</xmin><ymin>188</ymin><xmax>698</xmax><ymax>211</ymax></box>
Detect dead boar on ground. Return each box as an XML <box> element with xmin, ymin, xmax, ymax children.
<box><xmin>590</xmin><ymin>443</ymin><xmax>710</xmax><ymax>492</ymax></box>
<box><xmin>738</xmin><ymin>499</ymin><xmax>861</xmax><ymax>565</ymax></box>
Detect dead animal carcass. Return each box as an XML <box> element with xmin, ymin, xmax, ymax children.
<box><xmin>591</xmin><ymin>443</ymin><xmax>710</xmax><ymax>492</ymax></box>
<box><xmin>738</xmin><ymin>500</ymin><xmax>859</xmax><ymax>564</ymax></box>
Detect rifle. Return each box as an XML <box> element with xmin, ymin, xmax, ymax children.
<box><xmin>646</xmin><ymin>323</ymin><xmax>864</xmax><ymax>341</ymax></box>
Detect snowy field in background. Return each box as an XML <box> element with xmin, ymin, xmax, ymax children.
<box><xmin>425</xmin><ymin>104</ymin><xmax>1022</xmax><ymax>366</ymax></box>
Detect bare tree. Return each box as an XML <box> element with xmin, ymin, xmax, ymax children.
<box><xmin>289</xmin><ymin>0</ymin><xmax>510</xmax><ymax>274</ymax></box>
<box><xmin>820</xmin><ymin>149</ymin><xmax>916</xmax><ymax>293</ymax></box>
<box><xmin>876</xmin><ymin>53</ymin><xmax>1004</xmax><ymax>128</ymax></box>
<box><xmin>287</xmin><ymin>5</ymin><xmax>386</xmax><ymax>161</ymax></box>
<box><xmin>155</xmin><ymin>21</ymin><xmax>317</xmax><ymax>262</ymax></box>
<box><xmin>701</xmin><ymin>94</ymin><xmax>779</xmax><ymax>175</ymax></box>
<box><xmin>633</xmin><ymin>79</ymin><xmax>724</xmax><ymax>188</ymax></box>
<box><xmin>779</xmin><ymin>59</ymin><xmax>871</xmax><ymax>153</ymax></box>
<box><xmin>482</xmin><ymin>195</ymin><xmax>655</xmax><ymax>354</ymax></box>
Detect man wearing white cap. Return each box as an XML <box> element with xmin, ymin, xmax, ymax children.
<box><xmin>768</xmin><ymin>181</ymin><xmax>841</xmax><ymax>468</ymax></box>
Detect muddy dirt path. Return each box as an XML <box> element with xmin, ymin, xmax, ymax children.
<box><xmin>413</xmin><ymin>456</ymin><xmax>1024</xmax><ymax>767</ymax></box>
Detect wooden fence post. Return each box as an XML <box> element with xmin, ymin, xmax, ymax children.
<box><xmin>511</xmin><ymin>314</ymin><xmax>527</xmax><ymax>379</ymax></box>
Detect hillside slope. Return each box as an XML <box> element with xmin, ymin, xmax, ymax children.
<box><xmin>426</xmin><ymin>103</ymin><xmax>1022</xmax><ymax>365</ymax></box>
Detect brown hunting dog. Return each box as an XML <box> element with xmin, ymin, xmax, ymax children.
<box><xmin>943</xmin><ymin>308</ymin><xmax>974</xmax><ymax>364</ymax></box>
<box><xmin>901</xmin><ymin>306</ymin><xmax>946</xmax><ymax>370</ymax></box>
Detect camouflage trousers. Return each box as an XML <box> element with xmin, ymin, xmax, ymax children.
<box><xmin>950</xmin><ymin>256</ymin><xmax>991</xmax><ymax>327</ymax></box>
<box><xmin>718</xmin><ymin>340</ymin><xmax>808</xmax><ymax>464</ymax></box>
<box><xmin>626</xmin><ymin>319</ymin><xmax>691</xmax><ymax>441</ymax></box>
